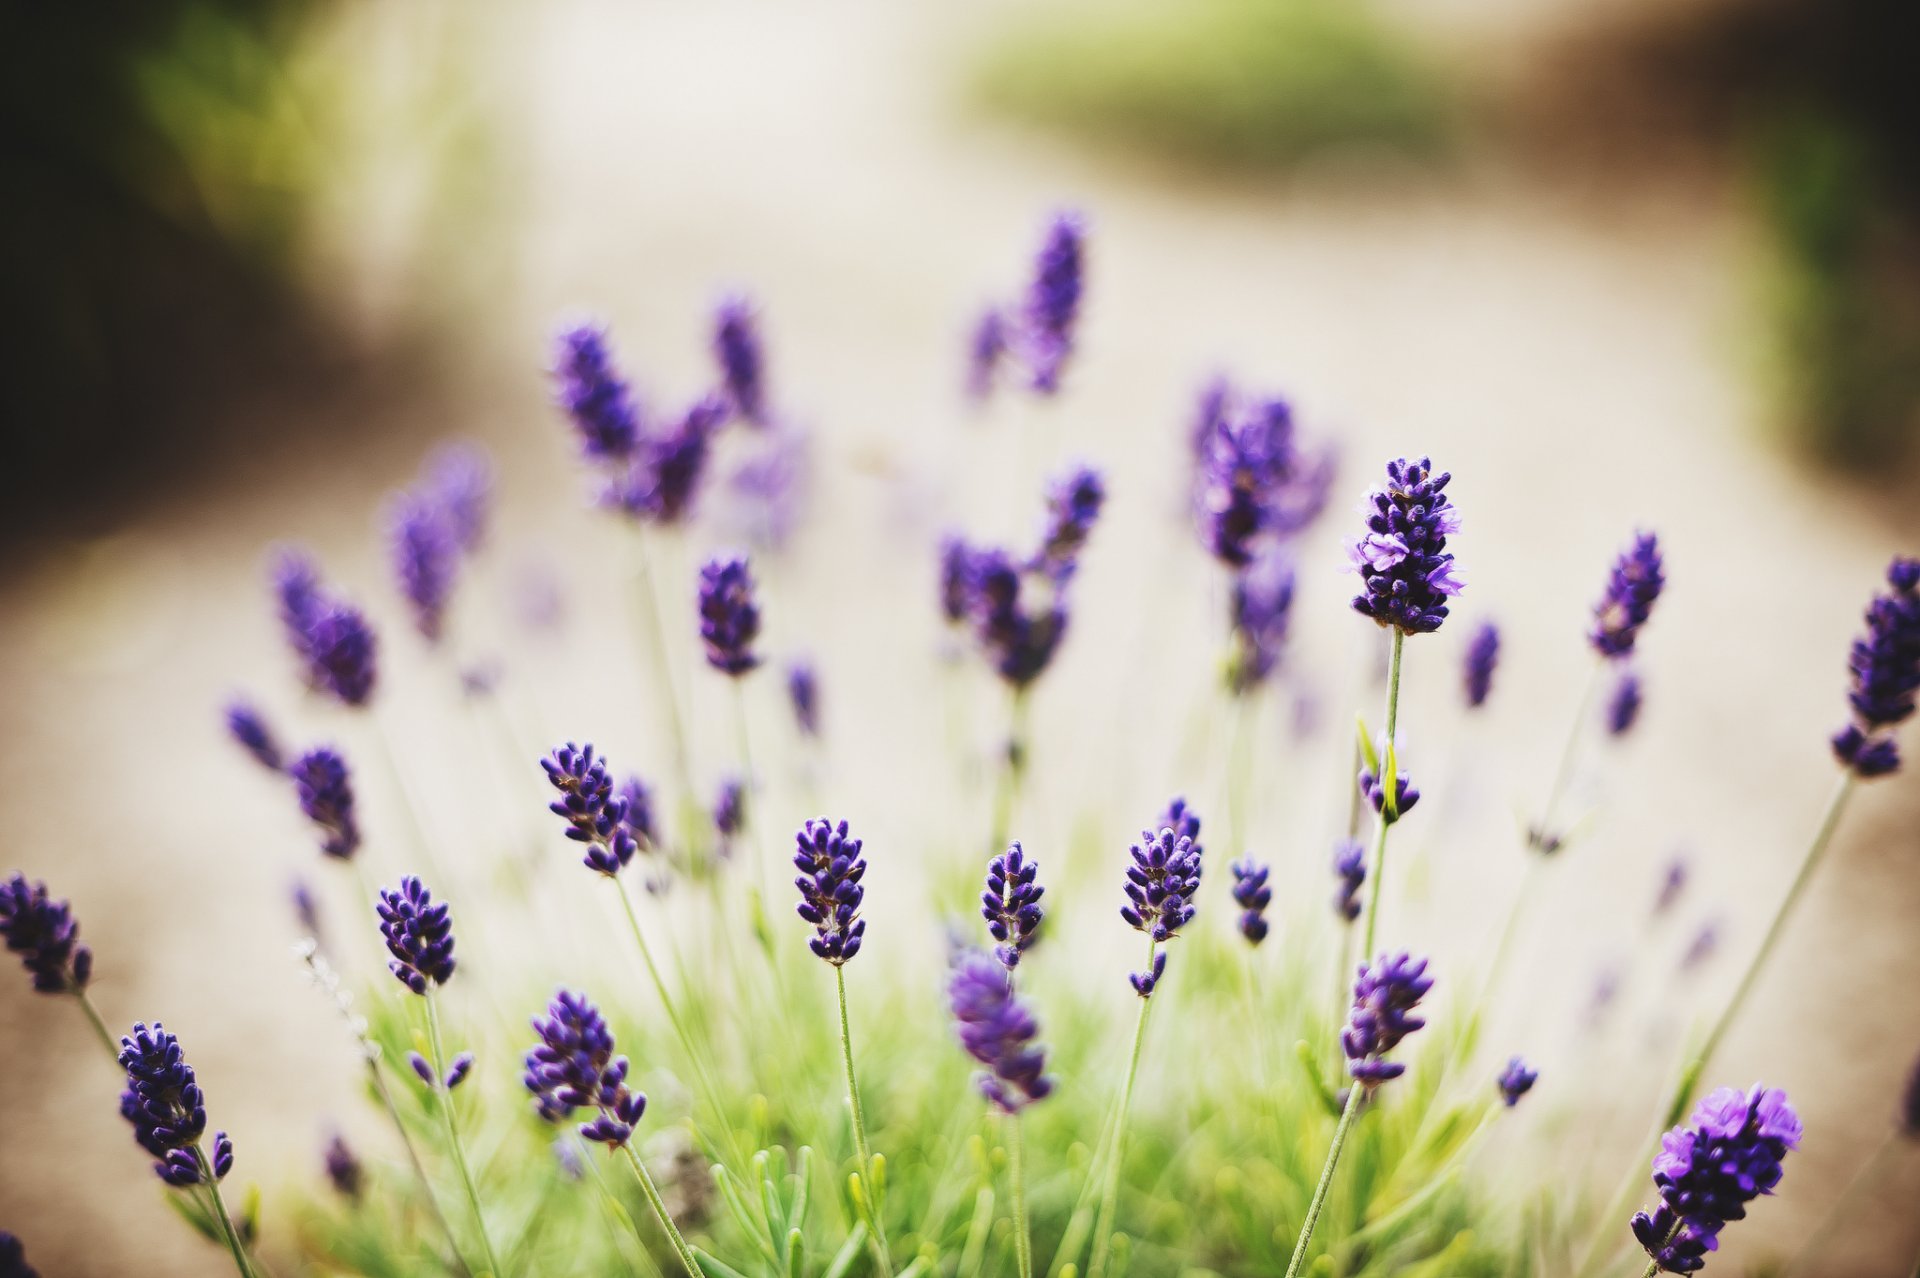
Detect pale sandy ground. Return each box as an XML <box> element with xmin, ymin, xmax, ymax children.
<box><xmin>3</xmin><ymin>2</ymin><xmax>1919</xmax><ymax>1275</ymax></box>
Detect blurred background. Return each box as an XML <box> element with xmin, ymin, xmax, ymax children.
<box><xmin>3</xmin><ymin>0</ymin><xmax>1919</xmax><ymax>1274</ymax></box>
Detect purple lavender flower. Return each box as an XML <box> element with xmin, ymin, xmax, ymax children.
<box><xmin>1195</xmin><ymin>394</ymin><xmax>1334</xmax><ymax>568</ymax></box>
<box><xmin>1229</xmin><ymin>858</ymin><xmax>1272</xmax><ymax>945</ymax></box>
<box><xmin>948</xmin><ymin>949</ymin><xmax>1053</xmax><ymax>1112</ymax></box>
<box><xmin>617</xmin><ymin>775</ymin><xmax>656</xmax><ymax>849</ymax></box>
<box><xmin>306</xmin><ymin>604</ymin><xmax>379</xmax><ymax>707</ymax></box>
<box><xmin>962</xmin><ymin>546</ymin><xmax>1069</xmax><ymax>687</ymax></box>
<box><xmin>324</xmin><ymin>1133</ymin><xmax>363</xmax><ymax>1200</ymax></box>
<box><xmin>1120</xmin><ymin>825</ymin><xmax>1203</xmax><ymax>972</ymax></box>
<box><xmin>290</xmin><ymin>748</ymin><xmax>361</xmax><ymax>861</ymax></box>
<box><xmin>1358</xmin><ymin>764</ymin><xmax>1420</xmax><ymax>824</ymax></box>
<box><xmin>1464</xmin><ymin>620</ymin><xmax>1500</xmax><ymax>709</ymax></box>
<box><xmin>713</xmin><ymin>777</ymin><xmax>746</xmax><ymax>841</ymax></box>
<box><xmin>1032</xmin><ymin>464</ymin><xmax>1105</xmax><ymax>581</ymax></box>
<box><xmin>1227</xmin><ymin>553</ymin><xmax>1296</xmax><ymax>695</ymax></box>
<box><xmin>444</xmin><ymin>1053</ymin><xmax>474</xmax><ymax>1091</ymax></box>
<box><xmin>620</xmin><ymin>393</ymin><xmax>728</xmax><ymax>524</ymax></box>
<box><xmin>1022</xmin><ymin>211</ymin><xmax>1085</xmax><ymax>394</ymax></box>
<box><xmin>224</xmin><ymin>699</ymin><xmax>284</xmax><ymax>772</ymax></box>
<box><xmin>697</xmin><ymin>554</ymin><xmax>761</xmax><ymax>676</ymax></box>
<box><xmin>794</xmin><ymin>817</ymin><xmax>867</xmax><ymax>965</ymax></box>
<box><xmin>1631</xmin><ymin>1085</ymin><xmax>1800</xmax><ymax>1273</ymax></box>
<box><xmin>425</xmin><ymin>442</ymin><xmax>494</xmax><ymax>554</ymax></box>
<box><xmin>388</xmin><ymin>492</ymin><xmax>459</xmax><ymax>645</ymax></box>
<box><xmin>787</xmin><ymin>661</ymin><xmax>820</xmax><ymax>738</ymax></box>
<box><xmin>1590</xmin><ymin>532</ymin><xmax>1665</xmax><ymax>659</ymax></box>
<box><xmin>525</xmin><ymin>989</ymin><xmax>649</xmax><ymax>1148</ymax></box>
<box><xmin>1333</xmin><ymin>839</ymin><xmax>1366</xmax><ymax>923</ymax></box>
<box><xmin>1654</xmin><ymin>857</ymin><xmax>1689</xmax><ymax>916</ymax></box>
<box><xmin>1342</xmin><ymin>952</ymin><xmax>1434</xmax><ymax>1084</ymax></box>
<box><xmin>1607</xmin><ymin>670</ymin><xmax>1644</xmax><ymax>737</ymax></box>
<box><xmin>0</xmin><ymin>1232</ymin><xmax>38</xmax><ymax>1278</ymax></box>
<box><xmin>965</xmin><ymin>307</ymin><xmax>1006</xmax><ymax>403</ymax></box>
<box><xmin>377</xmin><ymin>877</ymin><xmax>457</xmax><ymax>995</ymax></box>
<box><xmin>1350</xmin><ymin>457</ymin><xmax>1462</xmax><ymax>635</ymax></box>
<box><xmin>408</xmin><ymin>1053</ymin><xmax>436</xmax><ymax>1086</ymax></box>
<box><xmin>982</xmin><ymin>841</ymin><xmax>1044</xmax><ymax>969</ymax></box>
<box><xmin>0</xmin><ymin>873</ymin><xmax>92</xmax><ymax>994</ymax></box>
<box><xmin>1497</xmin><ymin>1057</ymin><xmax>1537</xmax><ymax>1107</ymax></box>
<box><xmin>553</xmin><ymin>323</ymin><xmax>642</xmax><ymax>461</ymax></box>
<box><xmin>713</xmin><ymin>294</ymin><xmax>768</xmax><ymax>425</ymax></box>
<box><xmin>1156</xmin><ymin>797</ymin><xmax>1204</xmax><ymax>861</ymax></box>
<box><xmin>1831</xmin><ymin>556</ymin><xmax>1920</xmax><ymax>779</ymax></box>
<box><xmin>118</xmin><ymin>1021</ymin><xmax>227</xmax><ymax>1186</ymax></box>
<box><xmin>272</xmin><ymin>547</ymin><xmax>324</xmax><ymax>651</ymax></box>
<box><xmin>540</xmin><ymin>743</ymin><xmax>639</xmax><ymax>876</ymax></box>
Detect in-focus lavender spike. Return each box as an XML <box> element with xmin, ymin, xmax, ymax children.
<box><xmin>1831</xmin><ymin>556</ymin><xmax>1920</xmax><ymax>780</ymax></box>
<box><xmin>0</xmin><ymin>873</ymin><xmax>92</xmax><ymax>995</ymax></box>
<box><xmin>1349</xmin><ymin>457</ymin><xmax>1461</xmax><ymax>634</ymax></box>
<box><xmin>1342</xmin><ymin>952</ymin><xmax>1433</xmax><ymax>1085</ymax></box>
<box><xmin>794</xmin><ymin>817</ymin><xmax>867</xmax><ymax>965</ymax></box>
<box><xmin>118</xmin><ymin>1021</ymin><xmax>226</xmax><ymax>1186</ymax></box>
<box><xmin>541</xmin><ymin>743</ymin><xmax>639</xmax><ymax>876</ymax></box>
<box><xmin>290</xmin><ymin>748</ymin><xmax>361</xmax><ymax>861</ymax></box>
<box><xmin>377</xmin><ymin>877</ymin><xmax>457</xmax><ymax>995</ymax></box>
<box><xmin>982</xmin><ymin>841</ymin><xmax>1044</xmax><ymax>969</ymax></box>
<box><xmin>525</xmin><ymin>989</ymin><xmax>649</xmax><ymax>1147</ymax></box>
<box><xmin>948</xmin><ymin>949</ymin><xmax>1052</xmax><ymax>1112</ymax></box>
<box><xmin>1630</xmin><ymin>1085</ymin><xmax>1800</xmax><ymax>1274</ymax></box>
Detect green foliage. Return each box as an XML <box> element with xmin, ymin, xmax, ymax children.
<box><xmin>969</xmin><ymin>0</ymin><xmax>1457</xmax><ymax>173</ymax></box>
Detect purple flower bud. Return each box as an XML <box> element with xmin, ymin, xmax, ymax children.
<box><xmin>425</xmin><ymin>442</ymin><xmax>493</xmax><ymax>555</ymax></box>
<box><xmin>1464</xmin><ymin>620</ymin><xmax>1500</xmax><ymax>709</ymax></box>
<box><xmin>1607</xmin><ymin>670</ymin><xmax>1644</xmax><ymax>737</ymax></box>
<box><xmin>290</xmin><ymin>748</ymin><xmax>361</xmax><ymax>860</ymax></box>
<box><xmin>713</xmin><ymin>293</ymin><xmax>768</xmax><ymax>426</ymax></box>
<box><xmin>526</xmin><ymin>989</ymin><xmax>648</xmax><ymax>1148</ymax></box>
<box><xmin>1590</xmin><ymin>532</ymin><xmax>1665</xmax><ymax>659</ymax></box>
<box><xmin>1196</xmin><ymin>391</ymin><xmax>1334</xmax><ymax>567</ymax></box>
<box><xmin>1227</xmin><ymin>553</ymin><xmax>1296</xmax><ymax>696</ymax></box>
<box><xmin>553</xmin><ymin>323</ymin><xmax>641</xmax><ymax>461</ymax></box>
<box><xmin>949</xmin><ymin>950</ymin><xmax>1053</xmax><ymax>1112</ymax></box>
<box><xmin>445</xmin><ymin>1052</ymin><xmax>474</xmax><ymax>1091</ymax></box>
<box><xmin>324</xmin><ymin>1133</ymin><xmax>363</xmax><ymax>1200</ymax></box>
<box><xmin>787</xmin><ymin>661</ymin><xmax>821</xmax><ymax>738</ymax></box>
<box><xmin>1229</xmin><ymin>858</ymin><xmax>1272</xmax><ymax>945</ymax></box>
<box><xmin>1332</xmin><ymin>839</ymin><xmax>1366</xmax><ymax>923</ymax></box>
<box><xmin>1032</xmin><ymin>464</ymin><xmax>1105</xmax><ymax>582</ymax></box>
<box><xmin>118</xmin><ymin>1022</ymin><xmax>220</xmax><ymax>1184</ymax></box>
<box><xmin>1128</xmin><ymin>949</ymin><xmax>1167</xmax><ymax>999</ymax></box>
<box><xmin>377</xmin><ymin>877</ymin><xmax>457</xmax><ymax>995</ymax></box>
<box><xmin>224</xmin><ymin>699</ymin><xmax>285</xmax><ymax>772</ymax></box>
<box><xmin>388</xmin><ymin>491</ymin><xmax>459</xmax><ymax>645</ymax></box>
<box><xmin>306</xmin><ymin>603</ymin><xmax>379</xmax><ymax>707</ymax></box>
<box><xmin>1342</xmin><ymin>952</ymin><xmax>1434</xmax><ymax>1085</ymax></box>
<box><xmin>965</xmin><ymin>307</ymin><xmax>1006</xmax><ymax>403</ymax></box>
<box><xmin>1120</xmin><ymin>826</ymin><xmax>1202</xmax><ymax>954</ymax></box>
<box><xmin>408</xmin><ymin>1052</ymin><xmax>435</xmax><ymax>1086</ymax></box>
<box><xmin>210</xmin><ymin>1131</ymin><xmax>234</xmax><ymax>1180</ymax></box>
<box><xmin>541</xmin><ymin>743</ymin><xmax>639</xmax><ymax>876</ymax></box>
<box><xmin>1022</xmin><ymin>211</ymin><xmax>1085</xmax><ymax>394</ymax></box>
<box><xmin>1631</xmin><ymin>1085</ymin><xmax>1800</xmax><ymax>1273</ymax></box>
<box><xmin>1357</xmin><ymin>765</ymin><xmax>1420</xmax><ymax>824</ymax></box>
<box><xmin>1</xmin><ymin>1231</ymin><xmax>40</xmax><ymax>1278</ymax></box>
<box><xmin>606</xmin><ymin>394</ymin><xmax>726</xmax><ymax>524</ymax></box>
<box><xmin>794</xmin><ymin>817</ymin><xmax>868</xmax><ymax>965</ymax></box>
<box><xmin>698</xmin><ymin>554</ymin><xmax>762</xmax><ymax>676</ymax></box>
<box><xmin>1156</xmin><ymin>797</ymin><xmax>1203</xmax><ymax>861</ymax></box>
<box><xmin>963</xmin><ymin>546</ymin><xmax>1069</xmax><ymax>687</ymax></box>
<box><xmin>1349</xmin><ymin>457</ymin><xmax>1462</xmax><ymax>635</ymax></box>
<box><xmin>616</xmin><ymin>774</ymin><xmax>656</xmax><ymax>849</ymax></box>
<box><xmin>1832</xmin><ymin>556</ymin><xmax>1920</xmax><ymax>779</ymax></box>
<box><xmin>272</xmin><ymin>547</ymin><xmax>325</xmax><ymax>656</ymax></box>
<box><xmin>1</xmin><ymin>873</ymin><xmax>93</xmax><ymax>995</ymax></box>
<box><xmin>1497</xmin><ymin>1057</ymin><xmax>1537</xmax><ymax>1107</ymax></box>
<box><xmin>713</xmin><ymin>777</ymin><xmax>746</xmax><ymax>841</ymax></box>
<box><xmin>982</xmin><ymin>842</ymin><xmax>1044</xmax><ymax>969</ymax></box>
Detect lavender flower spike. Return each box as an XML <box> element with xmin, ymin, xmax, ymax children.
<box><xmin>610</xmin><ymin>392</ymin><xmax>727</xmax><ymax>524</ymax></box>
<box><xmin>1229</xmin><ymin>858</ymin><xmax>1273</xmax><ymax>945</ymax></box>
<box><xmin>388</xmin><ymin>491</ymin><xmax>459</xmax><ymax>644</ymax></box>
<box><xmin>1032</xmin><ymin>464</ymin><xmax>1105</xmax><ymax>581</ymax></box>
<box><xmin>0</xmin><ymin>873</ymin><xmax>92</xmax><ymax>994</ymax></box>
<box><xmin>948</xmin><ymin>950</ymin><xmax>1053</xmax><ymax>1112</ymax></box>
<box><xmin>118</xmin><ymin>1021</ymin><xmax>229</xmax><ymax>1186</ymax></box>
<box><xmin>0</xmin><ymin>1232</ymin><xmax>39</xmax><ymax>1278</ymax></box>
<box><xmin>1831</xmin><ymin>556</ymin><xmax>1920</xmax><ymax>779</ymax></box>
<box><xmin>713</xmin><ymin>293</ymin><xmax>768</xmax><ymax>426</ymax></box>
<box><xmin>1332</xmin><ymin>839</ymin><xmax>1366</xmax><ymax>923</ymax></box>
<box><xmin>1156</xmin><ymin>796</ymin><xmax>1204</xmax><ymax>861</ymax></box>
<box><xmin>982</xmin><ymin>841</ymin><xmax>1044</xmax><ymax>969</ymax></box>
<box><xmin>713</xmin><ymin>777</ymin><xmax>746</xmax><ymax>842</ymax></box>
<box><xmin>526</xmin><ymin>989</ymin><xmax>649</xmax><ymax>1148</ymax></box>
<box><xmin>1497</xmin><ymin>1057</ymin><xmax>1538</xmax><ymax>1107</ymax></box>
<box><xmin>697</xmin><ymin>554</ymin><xmax>761</xmax><ymax>676</ymax></box>
<box><xmin>553</xmin><ymin>322</ymin><xmax>641</xmax><ymax>461</ymax></box>
<box><xmin>1590</xmin><ymin>531</ymin><xmax>1666</xmax><ymax>659</ymax></box>
<box><xmin>1342</xmin><ymin>952</ymin><xmax>1434</xmax><ymax>1085</ymax></box>
<box><xmin>290</xmin><ymin>748</ymin><xmax>361</xmax><ymax>861</ymax></box>
<box><xmin>224</xmin><ymin>699</ymin><xmax>285</xmax><ymax>772</ymax></box>
<box><xmin>967</xmin><ymin>547</ymin><xmax>1068</xmax><ymax>687</ymax></box>
<box><xmin>1350</xmin><ymin>457</ymin><xmax>1462</xmax><ymax>635</ymax></box>
<box><xmin>1121</xmin><ymin>826</ymin><xmax>1202</xmax><ymax>997</ymax></box>
<box><xmin>794</xmin><ymin>817</ymin><xmax>867</xmax><ymax>965</ymax></box>
<box><xmin>1023</xmin><ymin>210</ymin><xmax>1085</xmax><ymax>394</ymax></box>
<box><xmin>1631</xmin><ymin>1085</ymin><xmax>1801</xmax><ymax>1274</ymax></box>
<box><xmin>787</xmin><ymin>661</ymin><xmax>821</xmax><ymax>738</ymax></box>
<box><xmin>377</xmin><ymin>877</ymin><xmax>457</xmax><ymax>995</ymax></box>
<box><xmin>1464</xmin><ymin>619</ymin><xmax>1500</xmax><ymax>709</ymax></box>
<box><xmin>1227</xmin><ymin>554</ymin><xmax>1296</xmax><ymax>695</ymax></box>
<box><xmin>1607</xmin><ymin>670</ymin><xmax>1644</xmax><ymax>737</ymax></box>
<box><xmin>324</xmin><ymin>1134</ymin><xmax>364</xmax><ymax>1200</ymax></box>
<box><xmin>306</xmin><ymin>603</ymin><xmax>379</xmax><ymax>708</ymax></box>
<box><xmin>541</xmin><ymin>743</ymin><xmax>639</xmax><ymax>876</ymax></box>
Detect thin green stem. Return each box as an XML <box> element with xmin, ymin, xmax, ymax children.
<box><xmin>835</xmin><ymin>964</ymin><xmax>893</xmax><ymax>1275</ymax></box>
<box><xmin>1358</xmin><ymin>629</ymin><xmax>1405</xmax><ymax>960</ymax></box>
<box><xmin>1088</xmin><ymin>940</ymin><xmax>1157</xmax><ymax>1278</ymax></box>
<box><xmin>989</xmin><ymin>688</ymin><xmax>1032</xmax><ymax>855</ymax></box>
<box><xmin>366</xmin><ymin>1057</ymin><xmax>475</xmax><ymax>1278</ymax></box>
<box><xmin>1282</xmin><ymin>1078</ymin><xmax>1366</xmax><ymax>1278</ymax></box>
<box><xmin>632</xmin><ymin>530</ymin><xmax>694</xmax><ymax>802</ymax></box>
<box><xmin>73</xmin><ymin>987</ymin><xmax>118</xmax><ymax>1059</ymax></box>
<box><xmin>425</xmin><ymin>990</ymin><xmax>503</xmax><ymax>1278</ymax></box>
<box><xmin>1530</xmin><ymin>660</ymin><xmax>1603</xmax><ymax>853</ymax></box>
<box><xmin>1010</xmin><ymin>1114</ymin><xmax>1032</xmax><ymax>1278</ymax></box>
<box><xmin>195</xmin><ymin>1145</ymin><xmax>258</xmax><ymax>1278</ymax></box>
<box><xmin>618</xmin><ymin>1142</ymin><xmax>702</xmax><ymax>1278</ymax></box>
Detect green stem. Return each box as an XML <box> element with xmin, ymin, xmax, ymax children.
<box><xmin>1358</xmin><ymin>629</ymin><xmax>1405</xmax><ymax>961</ymax></box>
<box><xmin>74</xmin><ymin>987</ymin><xmax>118</xmax><ymax>1059</ymax></box>
<box><xmin>366</xmin><ymin>1057</ymin><xmax>475</xmax><ymax>1278</ymax></box>
<box><xmin>195</xmin><ymin>1145</ymin><xmax>258</xmax><ymax>1278</ymax></box>
<box><xmin>989</xmin><ymin>688</ymin><xmax>1032</xmax><ymax>855</ymax></box>
<box><xmin>1088</xmin><ymin>941</ymin><xmax>1157</xmax><ymax>1278</ymax></box>
<box><xmin>632</xmin><ymin>529</ymin><xmax>694</xmax><ymax>802</ymax></box>
<box><xmin>1010</xmin><ymin>1114</ymin><xmax>1032</xmax><ymax>1278</ymax></box>
<box><xmin>1530</xmin><ymin>660</ymin><xmax>1603</xmax><ymax>853</ymax></box>
<box><xmin>1282</xmin><ymin>1079</ymin><xmax>1366</xmax><ymax>1278</ymax></box>
<box><xmin>619</xmin><ymin>1141</ymin><xmax>703</xmax><ymax>1278</ymax></box>
<box><xmin>835</xmin><ymin>964</ymin><xmax>893</xmax><ymax>1276</ymax></box>
<box><xmin>425</xmin><ymin>990</ymin><xmax>504</xmax><ymax>1278</ymax></box>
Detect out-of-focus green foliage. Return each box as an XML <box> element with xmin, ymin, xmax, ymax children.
<box><xmin>969</xmin><ymin>0</ymin><xmax>1457</xmax><ymax>173</ymax></box>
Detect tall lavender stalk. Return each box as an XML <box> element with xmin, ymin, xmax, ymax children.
<box><xmin>0</xmin><ymin>872</ymin><xmax>113</xmax><ymax>1057</ymax></box>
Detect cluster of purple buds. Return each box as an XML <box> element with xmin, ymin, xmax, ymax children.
<box><xmin>541</xmin><ymin>743</ymin><xmax>640</xmax><ymax>876</ymax></box>
<box><xmin>224</xmin><ymin>699</ymin><xmax>285</xmax><ymax>772</ymax></box>
<box><xmin>617</xmin><ymin>775</ymin><xmax>656</xmax><ymax>849</ymax></box>
<box><xmin>290</xmin><ymin>748</ymin><xmax>360</xmax><ymax>860</ymax></box>
<box><xmin>118</xmin><ymin>1022</ymin><xmax>231</xmax><ymax>1187</ymax></box>
<box><xmin>713</xmin><ymin>777</ymin><xmax>746</xmax><ymax>843</ymax></box>
<box><xmin>1032</xmin><ymin>465</ymin><xmax>1105</xmax><ymax>582</ymax></box>
<box><xmin>1497</xmin><ymin>1057</ymin><xmax>1538</xmax><ymax>1107</ymax></box>
<box><xmin>1590</xmin><ymin>532</ymin><xmax>1666</xmax><ymax>659</ymax></box>
<box><xmin>1342</xmin><ymin>952</ymin><xmax>1434</xmax><ymax>1084</ymax></box>
<box><xmin>1349</xmin><ymin>457</ymin><xmax>1462</xmax><ymax>635</ymax></box>
<box><xmin>1332</xmin><ymin>839</ymin><xmax>1366</xmax><ymax>923</ymax></box>
<box><xmin>1607</xmin><ymin>670</ymin><xmax>1644</xmax><ymax>737</ymax></box>
<box><xmin>1158</xmin><ymin>796</ymin><xmax>1203</xmax><ymax>858</ymax></box>
<box><xmin>787</xmin><ymin>662</ymin><xmax>820</xmax><ymax>737</ymax></box>
<box><xmin>387</xmin><ymin>490</ymin><xmax>460</xmax><ymax>645</ymax></box>
<box><xmin>1831</xmin><ymin>556</ymin><xmax>1920</xmax><ymax>779</ymax></box>
<box><xmin>409</xmin><ymin>1050</ymin><xmax>474</xmax><ymax>1092</ymax></box>
<box><xmin>1195</xmin><ymin>386</ymin><xmax>1335</xmax><ymax>568</ymax></box>
<box><xmin>0</xmin><ymin>1232</ymin><xmax>37</xmax><ymax>1278</ymax></box>
<box><xmin>1229</xmin><ymin>858</ymin><xmax>1273</xmax><ymax>945</ymax></box>
<box><xmin>377</xmin><ymin>877</ymin><xmax>457</xmax><ymax>995</ymax></box>
<box><xmin>324</xmin><ymin>1133</ymin><xmax>363</xmax><ymax>1200</ymax></box>
<box><xmin>554</xmin><ymin>323</ymin><xmax>642</xmax><ymax>460</ymax></box>
<box><xmin>525</xmin><ymin>989</ymin><xmax>649</xmax><ymax>1148</ymax></box>
<box><xmin>610</xmin><ymin>394</ymin><xmax>728</xmax><ymax>523</ymax></box>
<box><xmin>698</xmin><ymin>554</ymin><xmax>762</xmax><ymax>676</ymax></box>
<box><xmin>948</xmin><ymin>950</ymin><xmax>1053</xmax><ymax>1112</ymax></box>
<box><xmin>0</xmin><ymin>873</ymin><xmax>92</xmax><ymax>994</ymax></box>
<box><xmin>794</xmin><ymin>818</ymin><xmax>867</xmax><ymax>965</ymax></box>
<box><xmin>1631</xmin><ymin>1085</ymin><xmax>1801</xmax><ymax>1274</ymax></box>
<box><xmin>982</xmin><ymin>841</ymin><xmax>1044</xmax><ymax>969</ymax></box>
<box><xmin>1226</xmin><ymin>553</ymin><xmax>1296</xmax><ymax>695</ymax></box>
<box><xmin>1358</xmin><ymin>762</ymin><xmax>1420</xmax><ymax>824</ymax></box>
<box><xmin>969</xmin><ymin>211</ymin><xmax>1086</xmax><ymax>400</ymax></box>
<box><xmin>1463</xmin><ymin>620</ymin><xmax>1500</xmax><ymax>709</ymax></box>
<box><xmin>1120</xmin><ymin>825</ymin><xmax>1202</xmax><ymax>996</ymax></box>
<box><xmin>712</xmin><ymin>293</ymin><xmax>768</xmax><ymax>426</ymax></box>
<box><xmin>272</xmin><ymin>548</ymin><xmax>378</xmax><ymax>707</ymax></box>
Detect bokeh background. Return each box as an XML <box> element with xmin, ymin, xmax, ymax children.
<box><xmin>4</xmin><ymin>0</ymin><xmax>1920</xmax><ymax>1274</ymax></box>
